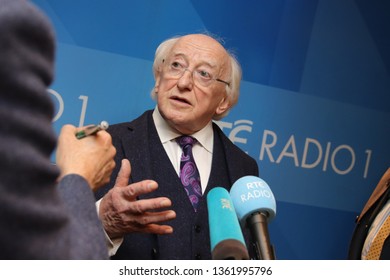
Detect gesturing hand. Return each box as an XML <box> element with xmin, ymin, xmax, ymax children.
<box><xmin>99</xmin><ymin>159</ymin><xmax>176</xmax><ymax>239</ymax></box>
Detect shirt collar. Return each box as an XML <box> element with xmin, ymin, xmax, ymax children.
<box><xmin>152</xmin><ymin>107</ymin><xmax>214</xmax><ymax>153</ymax></box>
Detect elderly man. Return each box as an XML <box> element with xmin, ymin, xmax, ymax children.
<box><xmin>96</xmin><ymin>34</ymin><xmax>259</xmax><ymax>259</ymax></box>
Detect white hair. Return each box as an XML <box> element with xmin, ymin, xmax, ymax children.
<box><xmin>150</xmin><ymin>34</ymin><xmax>242</xmax><ymax>120</ymax></box>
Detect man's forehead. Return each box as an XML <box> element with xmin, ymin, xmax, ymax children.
<box><xmin>169</xmin><ymin>36</ymin><xmax>228</xmax><ymax>67</ymax></box>
<box><xmin>174</xmin><ymin>35</ymin><xmax>226</xmax><ymax>53</ymax></box>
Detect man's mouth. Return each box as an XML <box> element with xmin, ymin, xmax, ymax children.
<box><xmin>171</xmin><ymin>96</ymin><xmax>191</xmax><ymax>105</ymax></box>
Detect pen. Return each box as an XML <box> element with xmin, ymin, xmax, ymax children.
<box><xmin>75</xmin><ymin>121</ymin><xmax>109</xmax><ymax>139</ymax></box>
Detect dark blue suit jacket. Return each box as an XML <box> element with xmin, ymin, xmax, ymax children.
<box><xmin>96</xmin><ymin>110</ymin><xmax>260</xmax><ymax>259</ymax></box>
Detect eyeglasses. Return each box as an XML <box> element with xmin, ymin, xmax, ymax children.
<box><xmin>163</xmin><ymin>59</ymin><xmax>230</xmax><ymax>88</ymax></box>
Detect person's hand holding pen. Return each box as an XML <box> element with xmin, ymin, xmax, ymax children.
<box><xmin>75</xmin><ymin>121</ymin><xmax>109</xmax><ymax>139</ymax></box>
<box><xmin>56</xmin><ymin>122</ymin><xmax>116</xmax><ymax>191</ymax></box>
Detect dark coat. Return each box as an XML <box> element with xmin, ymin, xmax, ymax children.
<box><xmin>0</xmin><ymin>0</ymin><xmax>107</xmax><ymax>259</ymax></box>
<box><xmin>96</xmin><ymin>110</ymin><xmax>259</xmax><ymax>259</ymax></box>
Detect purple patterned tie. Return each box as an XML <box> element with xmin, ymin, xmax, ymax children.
<box><xmin>177</xmin><ymin>136</ymin><xmax>202</xmax><ymax>211</ymax></box>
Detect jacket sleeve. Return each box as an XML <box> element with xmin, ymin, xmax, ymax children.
<box><xmin>58</xmin><ymin>175</ymin><xmax>109</xmax><ymax>259</ymax></box>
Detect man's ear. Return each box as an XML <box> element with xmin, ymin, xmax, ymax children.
<box><xmin>216</xmin><ymin>97</ymin><xmax>230</xmax><ymax>115</ymax></box>
<box><xmin>154</xmin><ymin>76</ymin><xmax>161</xmax><ymax>94</ymax></box>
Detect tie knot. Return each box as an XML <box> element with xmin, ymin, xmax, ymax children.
<box><xmin>176</xmin><ymin>135</ymin><xmax>196</xmax><ymax>148</ymax></box>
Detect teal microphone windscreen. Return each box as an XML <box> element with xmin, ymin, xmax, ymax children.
<box><xmin>207</xmin><ymin>187</ymin><xmax>249</xmax><ymax>260</ymax></box>
<box><xmin>230</xmin><ymin>176</ymin><xmax>276</xmax><ymax>223</ymax></box>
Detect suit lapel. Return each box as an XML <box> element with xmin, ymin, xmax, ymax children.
<box><xmin>121</xmin><ymin>111</ymin><xmax>190</xmax><ymax>202</ymax></box>
<box><xmin>120</xmin><ymin>111</ymin><xmax>156</xmax><ymax>182</ymax></box>
<box><xmin>211</xmin><ymin>122</ymin><xmax>250</xmax><ymax>185</ymax></box>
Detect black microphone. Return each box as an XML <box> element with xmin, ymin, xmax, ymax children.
<box><xmin>207</xmin><ymin>187</ymin><xmax>250</xmax><ymax>260</ymax></box>
<box><xmin>230</xmin><ymin>176</ymin><xmax>276</xmax><ymax>260</ymax></box>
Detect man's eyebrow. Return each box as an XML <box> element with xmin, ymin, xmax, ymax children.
<box><xmin>170</xmin><ymin>52</ymin><xmax>218</xmax><ymax>69</ymax></box>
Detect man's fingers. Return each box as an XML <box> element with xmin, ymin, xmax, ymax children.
<box><xmin>115</xmin><ymin>159</ymin><xmax>131</xmax><ymax>187</ymax></box>
<box><xmin>128</xmin><ymin>210</ymin><xmax>176</xmax><ymax>224</ymax></box>
<box><xmin>125</xmin><ymin>211</ymin><xmax>176</xmax><ymax>234</ymax></box>
<box><xmin>144</xmin><ymin>224</ymin><xmax>174</xmax><ymax>235</ymax></box>
<box><xmin>123</xmin><ymin>196</ymin><xmax>173</xmax><ymax>214</ymax></box>
<box><xmin>122</xmin><ymin>180</ymin><xmax>159</xmax><ymax>198</ymax></box>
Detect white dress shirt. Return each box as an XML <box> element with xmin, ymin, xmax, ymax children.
<box><xmin>153</xmin><ymin>106</ymin><xmax>213</xmax><ymax>193</ymax></box>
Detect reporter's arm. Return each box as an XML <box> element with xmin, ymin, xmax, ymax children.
<box><xmin>0</xmin><ymin>0</ymin><xmax>109</xmax><ymax>259</ymax></box>
<box><xmin>57</xmin><ymin>174</ymin><xmax>109</xmax><ymax>259</ymax></box>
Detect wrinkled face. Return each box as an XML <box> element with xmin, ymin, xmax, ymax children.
<box><xmin>154</xmin><ymin>34</ymin><xmax>231</xmax><ymax>135</ymax></box>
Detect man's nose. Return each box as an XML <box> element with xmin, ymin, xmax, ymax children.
<box><xmin>177</xmin><ymin>69</ymin><xmax>194</xmax><ymax>90</ymax></box>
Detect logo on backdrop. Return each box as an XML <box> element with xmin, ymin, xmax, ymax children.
<box><xmin>216</xmin><ymin>120</ymin><xmax>372</xmax><ymax>178</ymax></box>
<box><xmin>49</xmin><ymin>89</ymin><xmax>89</xmax><ymax>127</ymax></box>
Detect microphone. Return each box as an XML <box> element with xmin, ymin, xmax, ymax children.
<box><xmin>207</xmin><ymin>187</ymin><xmax>249</xmax><ymax>260</ymax></box>
<box><xmin>230</xmin><ymin>176</ymin><xmax>276</xmax><ymax>260</ymax></box>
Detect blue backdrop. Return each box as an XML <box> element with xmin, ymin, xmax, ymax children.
<box><xmin>32</xmin><ymin>0</ymin><xmax>390</xmax><ymax>260</ymax></box>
